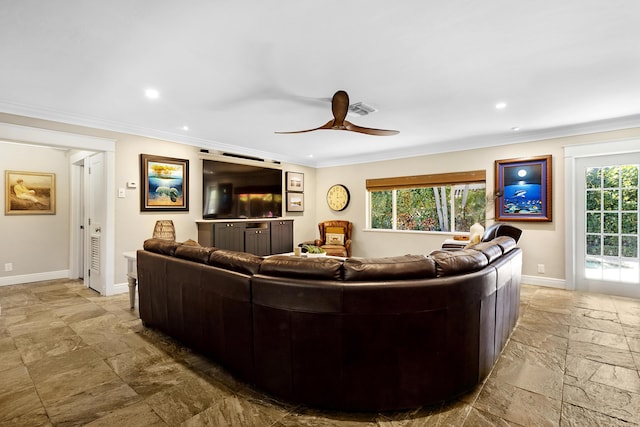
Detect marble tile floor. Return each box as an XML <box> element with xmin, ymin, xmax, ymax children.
<box><xmin>1</xmin><ymin>279</ymin><xmax>640</xmax><ymax>426</ymax></box>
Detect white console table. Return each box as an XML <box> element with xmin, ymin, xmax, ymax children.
<box><xmin>123</xmin><ymin>251</ymin><xmax>137</xmax><ymax>309</ymax></box>
<box><xmin>441</xmin><ymin>238</ymin><xmax>469</xmax><ymax>251</ymax></box>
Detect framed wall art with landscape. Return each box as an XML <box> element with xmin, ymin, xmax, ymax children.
<box><xmin>286</xmin><ymin>171</ymin><xmax>304</xmax><ymax>192</ymax></box>
<box><xmin>140</xmin><ymin>154</ymin><xmax>189</xmax><ymax>212</ymax></box>
<box><xmin>286</xmin><ymin>192</ymin><xmax>304</xmax><ymax>212</ymax></box>
<box><xmin>5</xmin><ymin>170</ymin><xmax>56</xmax><ymax>215</ymax></box>
<box><xmin>495</xmin><ymin>155</ymin><xmax>552</xmax><ymax>222</ymax></box>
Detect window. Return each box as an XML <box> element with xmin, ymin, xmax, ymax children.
<box><xmin>367</xmin><ymin>170</ymin><xmax>486</xmax><ymax>232</ymax></box>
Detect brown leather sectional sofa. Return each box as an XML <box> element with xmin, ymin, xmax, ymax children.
<box><xmin>137</xmin><ymin>235</ymin><xmax>522</xmax><ymax>411</ymax></box>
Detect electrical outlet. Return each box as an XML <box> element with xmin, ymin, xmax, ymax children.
<box><xmin>4</xmin><ymin>263</ymin><xmax>13</xmax><ymax>272</ymax></box>
<box><xmin>537</xmin><ymin>264</ymin><xmax>545</xmax><ymax>274</ymax></box>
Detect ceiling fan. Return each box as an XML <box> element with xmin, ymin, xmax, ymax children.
<box><xmin>275</xmin><ymin>90</ymin><xmax>399</xmax><ymax>136</ymax></box>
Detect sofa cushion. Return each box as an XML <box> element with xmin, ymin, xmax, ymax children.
<box><xmin>343</xmin><ymin>255</ymin><xmax>436</xmax><ymax>281</ymax></box>
<box><xmin>429</xmin><ymin>249</ymin><xmax>489</xmax><ymax>277</ymax></box>
<box><xmin>493</xmin><ymin>236</ymin><xmax>517</xmax><ymax>254</ymax></box>
<box><xmin>208</xmin><ymin>249</ymin><xmax>263</xmax><ymax>275</ymax></box>
<box><xmin>143</xmin><ymin>238</ymin><xmax>182</xmax><ymax>256</ymax></box>
<box><xmin>259</xmin><ymin>256</ymin><xmax>343</xmax><ymax>280</ymax></box>
<box><xmin>175</xmin><ymin>244</ymin><xmax>216</xmax><ymax>264</ymax></box>
<box><xmin>464</xmin><ymin>241</ymin><xmax>503</xmax><ymax>263</ymax></box>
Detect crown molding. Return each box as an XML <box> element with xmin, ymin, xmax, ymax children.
<box><xmin>3</xmin><ymin>99</ymin><xmax>639</xmax><ymax>169</ymax></box>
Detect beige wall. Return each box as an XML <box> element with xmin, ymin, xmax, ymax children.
<box><xmin>315</xmin><ymin>140</ymin><xmax>564</xmax><ymax>280</ymax></box>
<box><xmin>315</xmin><ymin>128</ymin><xmax>640</xmax><ymax>283</ymax></box>
<box><xmin>0</xmin><ymin>114</ymin><xmax>317</xmax><ymax>286</ymax></box>
<box><xmin>113</xmin><ymin>134</ymin><xmax>318</xmax><ymax>282</ymax></box>
<box><xmin>0</xmin><ymin>143</ymin><xmax>70</xmax><ymax>279</ymax></box>
<box><xmin>2</xmin><ymin>112</ymin><xmax>639</xmax><ymax>290</ymax></box>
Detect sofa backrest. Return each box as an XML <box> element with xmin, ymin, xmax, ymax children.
<box><xmin>343</xmin><ymin>255</ymin><xmax>436</xmax><ymax>281</ymax></box>
<box><xmin>143</xmin><ymin>238</ymin><xmax>182</xmax><ymax>256</ymax></box>
<box><xmin>143</xmin><ymin>238</ymin><xmax>263</xmax><ymax>275</ymax></box>
<box><xmin>429</xmin><ymin>248</ymin><xmax>489</xmax><ymax>277</ymax></box>
<box><xmin>143</xmin><ymin>236</ymin><xmax>517</xmax><ymax>282</ymax></box>
<box><xmin>175</xmin><ymin>244</ymin><xmax>217</xmax><ymax>264</ymax></box>
<box><xmin>259</xmin><ymin>255</ymin><xmax>343</xmax><ymax>280</ymax></box>
<box><xmin>209</xmin><ymin>249</ymin><xmax>263</xmax><ymax>275</ymax></box>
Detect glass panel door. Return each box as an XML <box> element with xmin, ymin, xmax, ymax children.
<box><xmin>576</xmin><ymin>154</ymin><xmax>639</xmax><ymax>297</ymax></box>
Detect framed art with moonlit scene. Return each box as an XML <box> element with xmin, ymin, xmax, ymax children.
<box><xmin>495</xmin><ymin>155</ymin><xmax>552</xmax><ymax>222</ymax></box>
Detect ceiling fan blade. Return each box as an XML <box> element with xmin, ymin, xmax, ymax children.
<box><xmin>275</xmin><ymin>119</ymin><xmax>334</xmax><ymax>134</ymax></box>
<box><xmin>344</xmin><ymin>120</ymin><xmax>399</xmax><ymax>136</ymax></box>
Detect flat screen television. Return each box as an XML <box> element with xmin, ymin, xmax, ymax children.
<box><xmin>202</xmin><ymin>159</ymin><xmax>283</xmax><ymax>219</ymax></box>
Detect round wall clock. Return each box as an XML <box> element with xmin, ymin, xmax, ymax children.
<box><xmin>327</xmin><ymin>184</ymin><xmax>350</xmax><ymax>211</ymax></box>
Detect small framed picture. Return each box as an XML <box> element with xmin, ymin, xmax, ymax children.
<box><xmin>286</xmin><ymin>171</ymin><xmax>304</xmax><ymax>192</ymax></box>
<box><xmin>286</xmin><ymin>192</ymin><xmax>304</xmax><ymax>212</ymax></box>
<box><xmin>5</xmin><ymin>171</ymin><xmax>56</xmax><ymax>215</ymax></box>
<box><xmin>140</xmin><ymin>154</ymin><xmax>189</xmax><ymax>212</ymax></box>
<box><xmin>495</xmin><ymin>155</ymin><xmax>552</xmax><ymax>222</ymax></box>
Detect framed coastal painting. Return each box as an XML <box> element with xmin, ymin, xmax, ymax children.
<box><xmin>5</xmin><ymin>171</ymin><xmax>56</xmax><ymax>215</ymax></box>
<box><xmin>286</xmin><ymin>192</ymin><xmax>304</xmax><ymax>212</ymax></box>
<box><xmin>286</xmin><ymin>171</ymin><xmax>304</xmax><ymax>192</ymax></box>
<box><xmin>495</xmin><ymin>155</ymin><xmax>552</xmax><ymax>222</ymax></box>
<box><xmin>140</xmin><ymin>154</ymin><xmax>189</xmax><ymax>212</ymax></box>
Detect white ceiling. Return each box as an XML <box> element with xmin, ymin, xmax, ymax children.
<box><xmin>2</xmin><ymin>1</ymin><xmax>640</xmax><ymax>167</ymax></box>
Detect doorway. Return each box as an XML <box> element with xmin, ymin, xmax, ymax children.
<box><xmin>71</xmin><ymin>151</ymin><xmax>111</xmax><ymax>294</ymax></box>
<box><xmin>0</xmin><ymin>123</ymin><xmax>115</xmax><ymax>292</ymax></box>
<box><xmin>567</xmin><ymin>143</ymin><xmax>640</xmax><ymax>298</ymax></box>
<box><xmin>84</xmin><ymin>153</ymin><xmax>107</xmax><ymax>293</ymax></box>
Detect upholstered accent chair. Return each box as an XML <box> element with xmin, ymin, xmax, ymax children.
<box><xmin>314</xmin><ymin>220</ymin><xmax>352</xmax><ymax>257</ymax></box>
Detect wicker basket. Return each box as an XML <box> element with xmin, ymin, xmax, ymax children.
<box><xmin>152</xmin><ymin>220</ymin><xmax>175</xmax><ymax>241</ymax></box>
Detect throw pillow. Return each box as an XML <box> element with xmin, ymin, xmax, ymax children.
<box><xmin>325</xmin><ymin>226</ymin><xmax>345</xmax><ymax>245</ymax></box>
<box><xmin>326</xmin><ymin>233</ymin><xmax>344</xmax><ymax>245</ymax></box>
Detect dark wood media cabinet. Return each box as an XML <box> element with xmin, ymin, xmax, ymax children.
<box><xmin>196</xmin><ymin>219</ymin><xmax>293</xmax><ymax>256</ymax></box>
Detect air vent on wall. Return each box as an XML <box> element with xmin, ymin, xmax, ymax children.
<box><xmin>90</xmin><ymin>234</ymin><xmax>100</xmax><ymax>273</ymax></box>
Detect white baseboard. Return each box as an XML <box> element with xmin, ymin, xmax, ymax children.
<box><xmin>0</xmin><ymin>270</ymin><xmax>71</xmax><ymax>287</ymax></box>
<box><xmin>521</xmin><ymin>274</ymin><xmax>566</xmax><ymax>289</ymax></box>
<box><xmin>108</xmin><ymin>281</ymin><xmax>130</xmax><ymax>296</ymax></box>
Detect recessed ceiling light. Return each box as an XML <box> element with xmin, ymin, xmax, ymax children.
<box><xmin>511</xmin><ymin>127</ymin><xmax>520</xmax><ymax>131</ymax></box>
<box><xmin>182</xmin><ymin>125</ymin><xmax>189</xmax><ymax>131</ymax></box>
<box><xmin>145</xmin><ymin>88</ymin><xmax>160</xmax><ymax>99</ymax></box>
<box><xmin>495</xmin><ymin>102</ymin><xmax>507</xmax><ymax>109</ymax></box>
